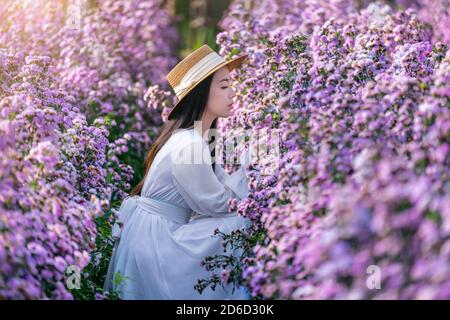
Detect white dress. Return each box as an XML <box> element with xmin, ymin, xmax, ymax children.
<box><xmin>103</xmin><ymin>128</ymin><xmax>252</xmax><ymax>299</ymax></box>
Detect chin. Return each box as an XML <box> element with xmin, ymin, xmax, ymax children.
<box><xmin>218</xmin><ymin>111</ymin><xmax>231</xmax><ymax>118</ymax></box>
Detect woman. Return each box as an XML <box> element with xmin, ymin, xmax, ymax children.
<box><xmin>103</xmin><ymin>45</ymin><xmax>252</xmax><ymax>299</ymax></box>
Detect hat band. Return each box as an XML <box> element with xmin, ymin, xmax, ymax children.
<box><xmin>174</xmin><ymin>52</ymin><xmax>226</xmax><ymax>98</ymax></box>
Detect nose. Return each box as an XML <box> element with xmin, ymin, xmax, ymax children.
<box><xmin>229</xmin><ymin>89</ymin><xmax>236</xmax><ymax>99</ymax></box>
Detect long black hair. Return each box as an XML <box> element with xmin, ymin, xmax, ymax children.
<box><xmin>130</xmin><ymin>72</ymin><xmax>217</xmax><ymax>196</ymax></box>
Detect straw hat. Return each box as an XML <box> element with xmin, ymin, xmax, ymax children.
<box><xmin>165</xmin><ymin>44</ymin><xmax>248</xmax><ymax>120</ymax></box>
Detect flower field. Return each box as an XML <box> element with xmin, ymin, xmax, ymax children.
<box><xmin>1</xmin><ymin>0</ymin><xmax>449</xmax><ymax>300</ymax></box>
<box><xmin>0</xmin><ymin>0</ymin><xmax>178</xmax><ymax>299</ymax></box>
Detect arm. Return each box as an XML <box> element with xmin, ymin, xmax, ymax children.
<box><xmin>171</xmin><ymin>140</ymin><xmax>248</xmax><ymax>217</ymax></box>
<box><xmin>215</xmin><ymin>162</ymin><xmax>249</xmax><ymax>199</ymax></box>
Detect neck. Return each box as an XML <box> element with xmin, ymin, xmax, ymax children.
<box><xmin>194</xmin><ymin>112</ymin><xmax>216</xmax><ymax>139</ymax></box>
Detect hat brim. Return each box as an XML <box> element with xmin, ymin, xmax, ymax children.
<box><xmin>167</xmin><ymin>53</ymin><xmax>249</xmax><ymax>120</ymax></box>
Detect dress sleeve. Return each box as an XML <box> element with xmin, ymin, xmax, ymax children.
<box><xmin>171</xmin><ymin>140</ymin><xmax>249</xmax><ymax>217</ymax></box>
<box><xmin>215</xmin><ymin>162</ymin><xmax>249</xmax><ymax>199</ymax></box>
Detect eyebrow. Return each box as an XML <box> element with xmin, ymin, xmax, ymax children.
<box><xmin>219</xmin><ymin>78</ymin><xmax>229</xmax><ymax>83</ymax></box>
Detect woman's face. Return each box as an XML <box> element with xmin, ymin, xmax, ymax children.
<box><xmin>205</xmin><ymin>66</ymin><xmax>235</xmax><ymax>119</ymax></box>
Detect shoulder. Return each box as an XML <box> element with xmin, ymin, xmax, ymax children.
<box><xmin>169</xmin><ymin>128</ymin><xmax>205</xmax><ymax>149</ymax></box>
